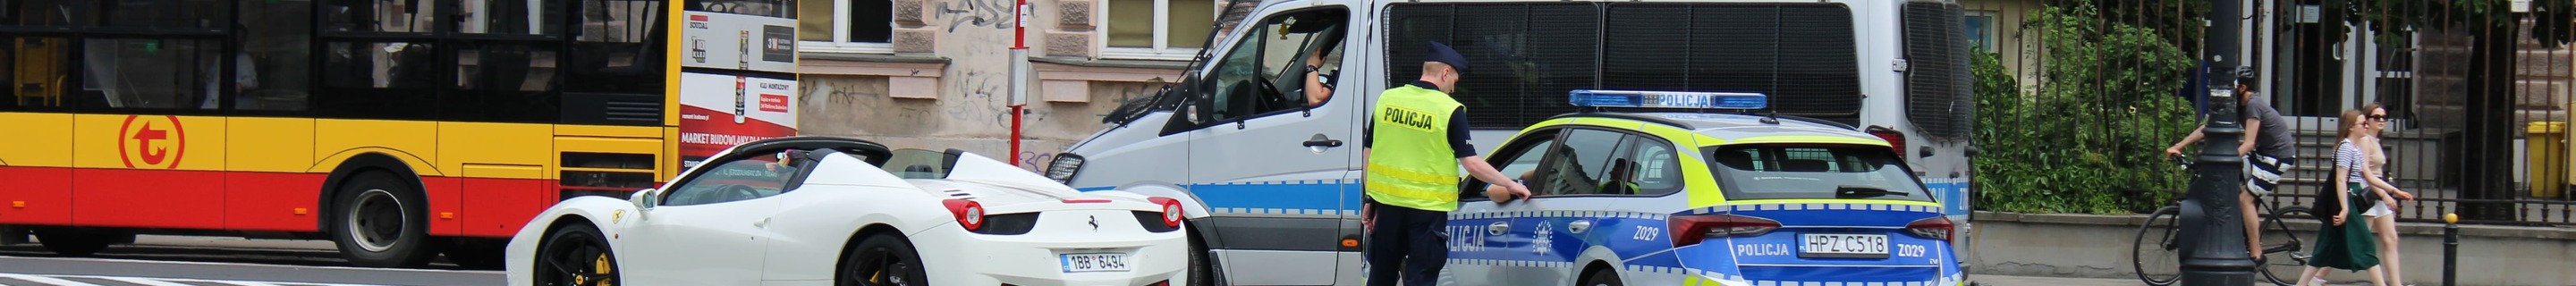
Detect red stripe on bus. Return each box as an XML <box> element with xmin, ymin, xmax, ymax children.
<box><xmin>223</xmin><ymin>172</ymin><xmax>328</xmax><ymax>232</ymax></box>
<box><xmin>0</xmin><ymin>166</ymin><xmax>75</xmax><ymax>225</ymax></box>
<box><xmin>0</xmin><ymin>166</ymin><xmax>552</xmax><ymax>238</ymax></box>
<box><xmin>71</xmin><ymin>168</ymin><xmax>226</xmax><ymax>229</ymax></box>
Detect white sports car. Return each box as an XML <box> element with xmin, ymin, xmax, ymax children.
<box><xmin>504</xmin><ymin>137</ymin><xmax>1190</xmax><ymax>286</ymax></box>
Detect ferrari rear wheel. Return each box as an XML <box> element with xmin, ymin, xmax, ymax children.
<box><xmin>535</xmin><ymin>223</ymin><xmax>617</xmax><ymax>286</ymax></box>
<box><xmin>838</xmin><ymin>233</ymin><xmax>929</xmax><ymax>286</ymax></box>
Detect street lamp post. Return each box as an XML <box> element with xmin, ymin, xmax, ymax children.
<box><xmin>2180</xmin><ymin>0</ymin><xmax>2258</xmax><ymax>285</ymax></box>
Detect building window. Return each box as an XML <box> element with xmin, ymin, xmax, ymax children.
<box><xmin>1964</xmin><ymin>12</ymin><xmax>1996</xmax><ymax>52</ymax></box>
<box><xmin>1102</xmin><ymin>0</ymin><xmax>1216</xmax><ymax>60</ymax></box>
<box><xmin>800</xmin><ymin>0</ymin><xmax>894</xmax><ymax>54</ymax></box>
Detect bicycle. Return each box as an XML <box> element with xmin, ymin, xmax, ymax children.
<box><xmin>2132</xmin><ymin>155</ymin><xmax>2317</xmax><ymax>286</ymax></box>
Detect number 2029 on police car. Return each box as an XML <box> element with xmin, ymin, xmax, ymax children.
<box><xmin>1061</xmin><ymin>253</ymin><xmax>1132</xmax><ymax>273</ymax></box>
<box><xmin>1800</xmin><ymin>233</ymin><xmax>1890</xmax><ymax>258</ymax></box>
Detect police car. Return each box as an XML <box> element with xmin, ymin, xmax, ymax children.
<box><xmin>1441</xmin><ymin>90</ymin><xmax>1960</xmax><ymax>286</ymax></box>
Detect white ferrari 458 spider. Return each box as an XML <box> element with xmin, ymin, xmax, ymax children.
<box><xmin>504</xmin><ymin>137</ymin><xmax>1189</xmax><ymax>286</ymax></box>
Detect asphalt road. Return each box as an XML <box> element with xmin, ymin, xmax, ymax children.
<box><xmin>0</xmin><ymin>236</ymin><xmax>501</xmax><ymax>286</ymax></box>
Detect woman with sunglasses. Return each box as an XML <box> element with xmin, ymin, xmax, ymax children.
<box><xmin>2354</xmin><ymin>103</ymin><xmax>2419</xmax><ymax>285</ymax></box>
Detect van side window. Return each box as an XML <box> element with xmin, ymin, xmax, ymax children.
<box><xmin>1196</xmin><ymin>8</ymin><xmax>1350</xmax><ymax>125</ymax></box>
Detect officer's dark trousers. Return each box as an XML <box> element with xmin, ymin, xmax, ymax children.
<box><xmin>1364</xmin><ymin>203</ymin><xmax>1447</xmax><ymax>286</ymax></box>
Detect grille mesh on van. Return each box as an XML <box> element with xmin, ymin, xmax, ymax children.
<box><xmin>1902</xmin><ymin>2</ymin><xmax>1975</xmax><ymax>142</ymax></box>
<box><xmin>1385</xmin><ymin>3</ymin><xmax>1861</xmax><ymax>129</ymax></box>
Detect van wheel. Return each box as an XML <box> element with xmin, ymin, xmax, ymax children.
<box><xmin>331</xmin><ymin>171</ymin><xmax>442</xmax><ymax>267</ymax></box>
<box><xmin>1581</xmin><ymin>266</ymin><xmax>1623</xmax><ymax>286</ymax></box>
<box><xmin>31</xmin><ymin>227</ymin><xmax>122</xmax><ymax>257</ymax></box>
<box><xmin>1188</xmin><ymin>231</ymin><xmax>1226</xmax><ymax>286</ymax></box>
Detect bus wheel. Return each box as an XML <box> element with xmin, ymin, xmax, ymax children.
<box><xmin>331</xmin><ymin>172</ymin><xmax>442</xmax><ymax>267</ymax></box>
<box><xmin>30</xmin><ymin>227</ymin><xmax>122</xmax><ymax>257</ymax></box>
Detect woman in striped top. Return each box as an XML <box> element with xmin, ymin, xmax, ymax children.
<box><xmin>2295</xmin><ymin>109</ymin><xmax>2386</xmax><ymax>286</ymax></box>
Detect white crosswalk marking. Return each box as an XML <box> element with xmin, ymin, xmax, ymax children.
<box><xmin>0</xmin><ymin>273</ymin><xmax>387</xmax><ymax>286</ymax></box>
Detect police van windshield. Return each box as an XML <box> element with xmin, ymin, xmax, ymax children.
<box><xmin>1704</xmin><ymin>145</ymin><xmax>1933</xmax><ymax>202</ymax></box>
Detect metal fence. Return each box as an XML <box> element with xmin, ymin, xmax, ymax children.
<box><xmin>1978</xmin><ymin>0</ymin><xmax>2576</xmax><ymax>225</ymax></box>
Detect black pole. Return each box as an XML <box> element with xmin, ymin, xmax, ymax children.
<box><xmin>2179</xmin><ymin>0</ymin><xmax>2256</xmax><ymax>285</ymax></box>
<box><xmin>2443</xmin><ymin>213</ymin><xmax>2459</xmax><ymax>286</ymax></box>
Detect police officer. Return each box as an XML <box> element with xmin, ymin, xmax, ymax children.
<box><xmin>1360</xmin><ymin>41</ymin><xmax>1531</xmax><ymax>286</ymax></box>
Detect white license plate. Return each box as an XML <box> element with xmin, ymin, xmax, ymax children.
<box><xmin>1059</xmin><ymin>253</ymin><xmax>1131</xmax><ymax>273</ymax></box>
<box><xmin>1799</xmin><ymin>233</ymin><xmax>1890</xmax><ymax>257</ymax></box>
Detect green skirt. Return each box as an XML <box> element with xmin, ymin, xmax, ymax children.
<box><xmin>2306</xmin><ymin>183</ymin><xmax>2382</xmax><ymax>271</ymax></box>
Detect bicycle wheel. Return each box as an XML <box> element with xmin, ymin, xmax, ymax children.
<box><xmin>2132</xmin><ymin>206</ymin><xmax>2183</xmax><ymax>286</ymax></box>
<box><xmin>2256</xmin><ymin>206</ymin><xmax>2317</xmax><ymax>286</ymax></box>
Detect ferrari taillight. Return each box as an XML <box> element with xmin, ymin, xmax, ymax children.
<box><xmin>944</xmin><ymin>199</ymin><xmax>986</xmax><ymax>231</ymax></box>
<box><xmin>1148</xmin><ymin>197</ymin><xmax>1184</xmax><ymax>228</ymax></box>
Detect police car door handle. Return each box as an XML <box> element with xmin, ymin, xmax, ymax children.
<box><xmin>1487</xmin><ymin>222</ymin><xmax>1510</xmax><ymax>236</ymax></box>
<box><xmin>1567</xmin><ymin>220</ymin><xmax>1591</xmax><ymax>234</ymax></box>
<box><xmin>1302</xmin><ymin>139</ymin><xmax>1344</xmax><ymax>147</ymax></box>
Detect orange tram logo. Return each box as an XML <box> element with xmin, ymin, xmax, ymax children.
<box><xmin>117</xmin><ymin>115</ymin><xmax>186</xmax><ymax>169</ymax></box>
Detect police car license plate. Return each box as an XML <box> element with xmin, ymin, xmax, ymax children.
<box><xmin>1799</xmin><ymin>233</ymin><xmax>1890</xmax><ymax>258</ymax></box>
<box><xmin>1060</xmin><ymin>253</ymin><xmax>1131</xmax><ymax>273</ymax></box>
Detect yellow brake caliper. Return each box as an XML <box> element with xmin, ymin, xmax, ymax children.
<box><xmin>591</xmin><ymin>254</ymin><xmax>615</xmax><ymax>286</ymax></box>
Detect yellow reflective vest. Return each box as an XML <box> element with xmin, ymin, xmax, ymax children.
<box><xmin>1365</xmin><ymin>85</ymin><xmax>1465</xmax><ymax>212</ymax></box>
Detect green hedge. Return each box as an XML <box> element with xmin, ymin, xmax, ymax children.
<box><xmin>1970</xmin><ymin>4</ymin><xmax>2199</xmax><ymax>214</ymax></box>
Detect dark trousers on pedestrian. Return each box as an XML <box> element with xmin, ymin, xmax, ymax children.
<box><xmin>1365</xmin><ymin>203</ymin><xmax>1447</xmax><ymax>286</ymax></box>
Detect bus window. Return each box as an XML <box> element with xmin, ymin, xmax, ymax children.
<box><xmin>458</xmin><ymin>0</ymin><xmax>559</xmax><ymax>35</ymax></box>
<box><xmin>445</xmin><ymin>43</ymin><xmax>561</xmax><ymax>122</ymax></box>
<box><xmin>81</xmin><ymin>38</ymin><xmax>220</xmax><ymax>110</ymax></box>
<box><xmin>326</xmin><ymin>0</ymin><xmax>440</xmax><ymax>33</ymax></box>
<box><xmin>94</xmin><ymin>0</ymin><xmax>227</xmax><ymax>30</ymax></box>
<box><xmin>318</xmin><ymin>41</ymin><xmax>440</xmax><ymax>119</ymax></box>
<box><xmin>4</xmin><ymin>0</ymin><xmax>80</xmax><ymax>27</ymax></box>
<box><xmin>238</xmin><ymin>0</ymin><xmax>313</xmax><ymax>112</ymax></box>
<box><xmin>568</xmin><ymin>0</ymin><xmax>665</xmax><ymax>94</ymax></box>
<box><xmin>1</xmin><ymin>38</ymin><xmax>73</xmax><ymax>110</ymax></box>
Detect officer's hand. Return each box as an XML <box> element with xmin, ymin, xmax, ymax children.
<box><xmin>1487</xmin><ymin>183</ymin><xmax>1531</xmax><ymax>204</ymax></box>
<box><xmin>2164</xmin><ymin>147</ymin><xmax>2183</xmax><ymax>157</ymax></box>
<box><xmin>1360</xmin><ymin>204</ymin><xmax>1375</xmax><ymax>232</ymax></box>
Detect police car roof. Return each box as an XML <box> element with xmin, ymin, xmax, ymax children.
<box><xmin>1546</xmin><ymin>112</ymin><xmax>1883</xmax><ymax>145</ymax></box>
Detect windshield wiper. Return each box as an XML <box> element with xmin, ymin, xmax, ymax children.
<box><xmin>1835</xmin><ymin>185</ymin><xmax>1910</xmax><ymax>199</ymax></box>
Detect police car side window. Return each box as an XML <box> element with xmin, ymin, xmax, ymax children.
<box><xmin>1541</xmin><ymin>129</ymin><xmax>1630</xmax><ymax>197</ymax></box>
<box><xmin>1464</xmin><ymin>130</ymin><xmax>1559</xmax><ymax>200</ymax></box>
<box><xmin>1609</xmin><ymin>136</ymin><xmax>1683</xmax><ymax>196</ymax></box>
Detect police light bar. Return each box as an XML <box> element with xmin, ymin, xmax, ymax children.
<box><xmin>1568</xmin><ymin>89</ymin><xmax>1768</xmax><ymax>110</ymax></box>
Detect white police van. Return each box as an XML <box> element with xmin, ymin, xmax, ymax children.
<box><xmin>1044</xmin><ymin>0</ymin><xmax>1978</xmax><ymax>284</ymax></box>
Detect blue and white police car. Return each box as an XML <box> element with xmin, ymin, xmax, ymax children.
<box><xmin>1440</xmin><ymin>90</ymin><xmax>1962</xmax><ymax>286</ymax></box>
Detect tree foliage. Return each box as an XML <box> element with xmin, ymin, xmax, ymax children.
<box><xmin>1973</xmin><ymin>4</ymin><xmax>2201</xmax><ymax>214</ymax></box>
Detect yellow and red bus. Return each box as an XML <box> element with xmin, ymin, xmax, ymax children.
<box><xmin>0</xmin><ymin>0</ymin><xmax>798</xmax><ymax>268</ymax></box>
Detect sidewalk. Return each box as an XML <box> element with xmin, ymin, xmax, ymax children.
<box><xmin>1975</xmin><ymin>274</ymin><xmax>2391</xmax><ymax>286</ymax></box>
<box><xmin>1973</xmin><ymin>274</ymin><xmax>2137</xmax><ymax>286</ymax></box>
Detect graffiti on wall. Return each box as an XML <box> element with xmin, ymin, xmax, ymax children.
<box><xmin>937</xmin><ymin>0</ymin><xmax>1019</xmax><ymax>33</ymax></box>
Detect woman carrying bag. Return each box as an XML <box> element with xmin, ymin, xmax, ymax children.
<box><xmin>2293</xmin><ymin>109</ymin><xmax>2388</xmax><ymax>286</ymax></box>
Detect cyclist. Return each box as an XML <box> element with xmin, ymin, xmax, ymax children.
<box><xmin>2164</xmin><ymin>66</ymin><xmax>2290</xmax><ymax>260</ymax></box>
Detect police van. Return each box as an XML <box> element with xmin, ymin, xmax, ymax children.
<box><xmin>1043</xmin><ymin>0</ymin><xmax>1977</xmax><ymax>284</ymax></box>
